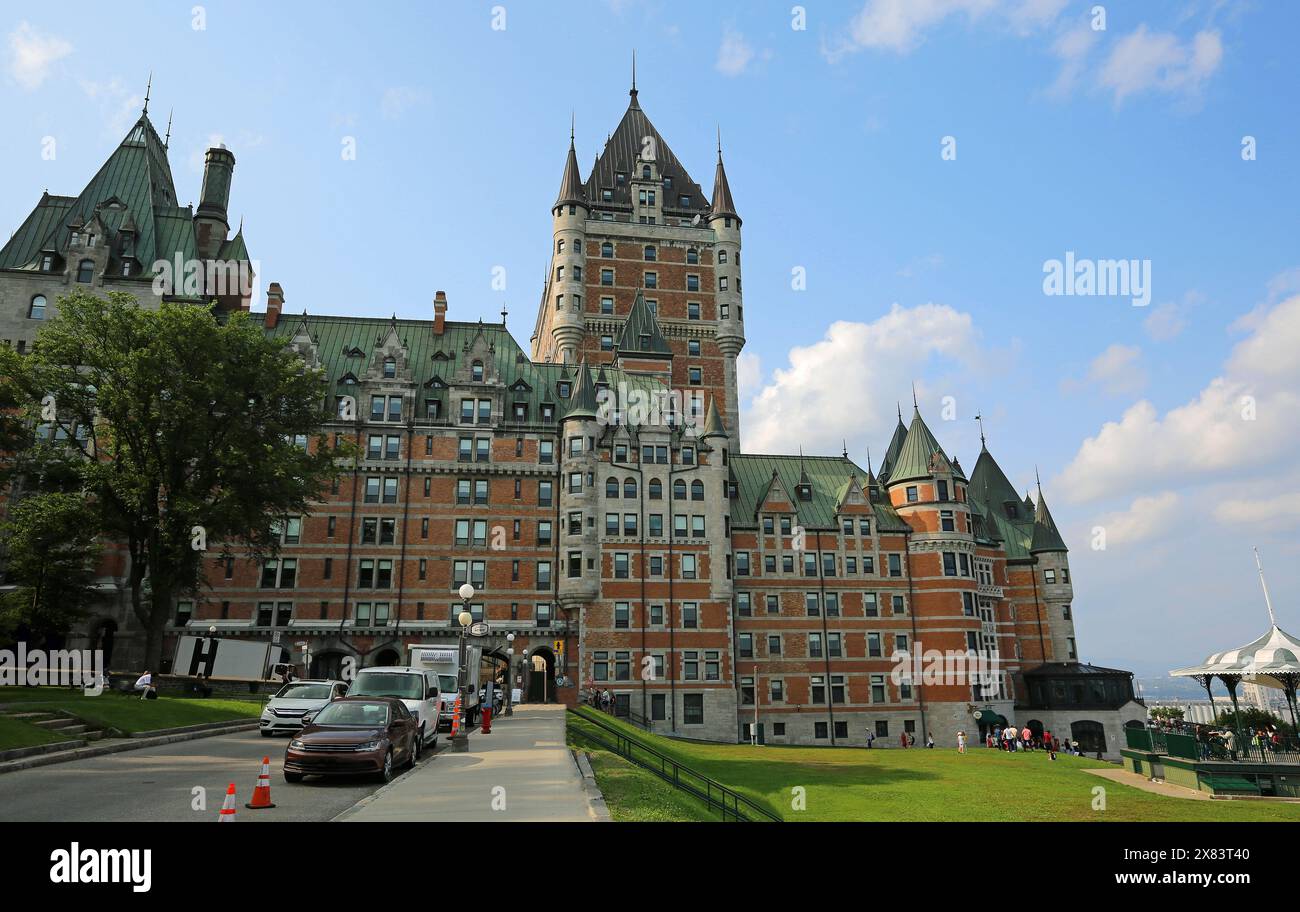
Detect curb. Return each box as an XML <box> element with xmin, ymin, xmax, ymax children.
<box><xmin>332</xmin><ymin>749</ymin><xmax>438</xmax><ymax>821</ymax></box>
<box><xmin>0</xmin><ymin>720</ymin><xmax>259</xmax><ymax>775</ymax></box>
<box><xmin>572</xmin><ymin>749</ymin><xmax>611</xmax><ymax>822</ymax></box>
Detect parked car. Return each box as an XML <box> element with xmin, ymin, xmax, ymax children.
<box><xmin>345</xmin><ymin>666</ymin><xmax>441</xmax><ymax>750</ymax></box>
<box><xmin>284</xmin><ymin>697</ymin><xmax>418</xmax><ymax>783</ymax></box>
<box><xmin>259</xmin><ymin>679</ymin><xmax>348</xmax><ymax>736</ymax></box>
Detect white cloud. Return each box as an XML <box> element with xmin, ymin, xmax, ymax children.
<box><xmin>1082</xmin><ymin>343</ymin><xmax>1147</xmax><ymax>396</ymax></box>
<box><xmin>742</xmin><ymin>302</ymin><xmax>982</xmax><ymax>456</ymax></box>
<box><xmin>80</xmin><ymin>78</ymin><xmax>145</xmax><ymax>138</ymax></box>
<box><xmin>1045</xmin><ymin>25</ymin><xmax>1096</xmax><ymax>98</ymax></box>
<box><xmin>189</xmin><ymin>133</ymin><xmax>225</xmax><ymax>175</ymax></box>
<box><xmin>8</xmin><ymin>21</ymin><xmax>71</xmax><ymax>91</ymax></box>
<box><xmin>1144</xmin><ymin>300</ymin><xmax>1188</xmax><ymax>341</ymax></box>
<box><xmin>1091</xmin><ymin>491</ymin><xmax>1182</xmax><ymax>547</ymax></box>
<box><xmin>381</xmin><ymin>86</ymin><xmax>427</xmax><ymax>120</ymax></box>
<box><xmin>1058</xmin><ymin>290</ymin><xmax>1300</xmax><ymax>504</ymax></box>
<box><xmin>716</xmin><ymin>26</ymin><xmax>755</xmax><ymax>76</ymax></box>
<box><xmin>824</xmin><ymin>0</ymin><xmax>1065</xmax><ymax>60</ymax></box>
<box><xmin>897</xmin><ymin>252</ymin><xmax>944</xmax><ymax>278</ymax></box>
<box><xmin>1214</xmin><ymin>488</ymin><xmax>1300</xmax><ymax>532</ymax></box>
<box><xmin>736</xmin><ymin>351</ymin><xmax>761</xmax><ymax>404</ymax></box>
<box><xmin>1098</xmin><ymin>26</ymin><xmax>1222</xmax><ymax>105</ymax></box>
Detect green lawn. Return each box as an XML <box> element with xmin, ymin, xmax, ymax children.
<box><xmin>581</xmin><ymin>749</ymin><xmax>719</xmax><ymax>822</ymax></box>
<box><xmin>568</xmin><ymin>707</ymin><xmax>1300</xmax><ymax>823</ymax></box>
<box><xmin>0</xmin><ymin>714</ymin><xmax>75</xmax><ymax>751</ymax></box>
<box><xmin>0</xmin><ymin>687</ymin><xmax>263</xmax><ymax>740</ymax></box>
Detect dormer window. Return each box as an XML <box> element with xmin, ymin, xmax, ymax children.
<box><xmin>1004</xmin><ymin>501</ymin><xmax>1020</xmax><ymax>519</ymax></box>
<box><xmin>797</xmin><ymin>484</ymin><xmax>812</xmax><ymax>502</ymax></box>
<box><xmin>641</xmin><ymin>165</ymin><xmax>651</xmax><ymax>179</ymax></box>
<box><xmin>558</xmin><ymin>381</ymin><xmax>571</xmax><ymax>398</ymax></box>
<box><xmin>28</xmin><ymin>295</ymin><xmax>46</xmax><ymax>320</ymax></box>
<box><xmin>121</xmin><ymin>261</ymin><xmax>132</xmax><ymax>276</ymax></box>
<box><xmin>383</xmin><ymin>358</ymin><xmax>397</xmax><ymax>379</ymax></box>
<box><xmin>471</xmin><ymin>360</ymin><xmax>484</xmax><ymax>382</ymax></box>
<box><xmin>616</xmin><ymin>172</ymin><xmax>626</xmax><ymax>185</ymax></box>
<box><xmin>70</xmin><ymin>231</ymin><xmax>80</xmax><ymax>247</ymax></box>
<box><xmin>40</xmin><ymin>254</ymin><xmax>53</xmax><ymax>272</ymax></box>
<box><xmin>601</xmin><ymin>189</ymin><xmax>613</xmax><ymax>203</ymax></box>
<box><xmin>76</xmin><ymin>259</ymin><xmax>94</xmax><ymax>284</ymax></box>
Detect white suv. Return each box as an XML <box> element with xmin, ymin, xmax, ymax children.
<box><xmin>259</xmin><ymin>679</ymin><xmax>348</xmax><ymax>736</ymax></box>
<box><xmin>345</xmin><ymin>666</ymin><xmax>441</xmax><ymax>751</ymax></box>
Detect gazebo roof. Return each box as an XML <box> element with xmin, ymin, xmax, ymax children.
<box><xmin>1170</xmin><ymin>624</ymin><xmax>1300</xmax><ymax>690</ymax></box>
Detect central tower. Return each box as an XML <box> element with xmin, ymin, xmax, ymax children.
<box><xmin>530</xmin><ymin>76</ymin><xmax>746</xmax><ymax>444</ymax></box>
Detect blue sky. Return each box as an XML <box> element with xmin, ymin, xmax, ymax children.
<box><xmin>4</xmin><ymin>0</ymin><xmax>1299</xmax><ymax>674</ymax></box>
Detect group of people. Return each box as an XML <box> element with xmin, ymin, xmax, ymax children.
<box><xmin>1192</xmin><ymin>724</ymin><xmax>1290</xmax><ymax>761</ymax></box>
<box><xmin>586</xmin><ymin>688</ymin><xmax>615</xmax><ymax>713</ymax></box>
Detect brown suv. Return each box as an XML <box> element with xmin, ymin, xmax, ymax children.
<box><xmin>284</xmin><ymin>697</ymin><xmax>418</xmax><ymax>783</ymax></box>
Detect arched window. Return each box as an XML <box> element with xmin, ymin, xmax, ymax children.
<box><xmin>76</xmin><ymin>259</ymin><xmax>94</xmax><ymax>283</ymax></box>
<box><xmin>605</xmin><ymin>478</ymin><xmax>619</xmax><ymax>498</ymax></box>
<box><xmin>648</xmin><ymin>479</ymin><xmax>662</xmax><ymax>500</ymax></box>
<box><xmin>383</xmin><ymin>357</ymin><xmax>396</xmax><ymax>379</ymax></box>
<box><xmin>641</xmin><ymin>165</ymin><xmax>651</xmax><ymax>179</ymax></box>
<box><xmin>686</xmin><ymin>248</ymin><xmax>699</xmax><ymax>265</ymax></box>
<box><xmin>691</xmin><ymin>480</ymin><xmax>704</xmax><ymax>501</ymax></box>
<box><xmin>643</xmin><ymin>245</ymin><xmax>656</xmax><ymax>262</ymax></box>
<box><xmin>601</xmin><ymin>241</ymin><xmax>613</xmax><ymax>258</ymax></box>
<box><xmin>28</xmin><ymin>295</ymin><xmax>46</xmax><ymax>320</ymax></box>
<box><xmin>471</xmin><ymin>360</ymin><xmax>483</xmax><ymax>382</ymax></box>
<box><xmin>623</xmin><ymin>478</ymin><xmax>637</xmax><ymax>498</ymax></box>
<box><xmin>673</xmin><ymin>479</ymin><xmax>686</xmax><ymax>500</ymax></box>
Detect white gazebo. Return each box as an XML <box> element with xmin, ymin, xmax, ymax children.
<box><xmin>1170</xmin><ymin>549</ymin><xmax>1300</xmax><ymax>730</ymax></box>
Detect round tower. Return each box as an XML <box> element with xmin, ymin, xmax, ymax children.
<box><xmin>708</xmin><ymin>139</ymin><xmax>745</xmax><ymax>445</ymax></box>
<box><xmin>551</xmin><ymin>128</ymin><xmax>589</xmax><ymax>364</ymax></box>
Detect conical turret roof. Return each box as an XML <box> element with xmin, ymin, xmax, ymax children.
<box><xmin>555</xmin><ymin>134</ymin><xmax>588</xmax><ymax>209</ymax></box>
<box><xmin>562</xmin><ymin>360</ymin><xmax>599</xmax><ymax>421</ymax></box>
<box><xmin>710</xmin><ymin>149</ymin><xmax>739</xmax><ymax>224</ymax></box>
<box><xmin>878</xmin><ymin>409</ymin><xmax>909</xmax><ymax>482</ymax></box>
<box><xmin>701</xmin><ymin>397</ymin><xmax>726</xmax><ymax>438</ymax></box>
<box><xmin>887</xmin><ymin>407</ymin><xmax>948</xmax><ymax>484</ymax></box>
<box><xmin>1030</xmin><ymin>484</ymin><xmax>1069</xmax><ymax>553</ymax></box>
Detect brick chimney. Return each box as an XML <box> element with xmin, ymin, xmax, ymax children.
<box><xmin>433</xmin><ymin>290</ymin><xmax>448</xmax><ymax>335</ymax></box>
<box><xmin>266</xmin><ymin>282</ymin><xmax>284</xmax><ymax>329</ymax></box>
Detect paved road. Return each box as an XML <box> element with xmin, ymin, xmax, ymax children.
<box><xmin>340</xmin><ymin>705</ymin><xmax>599</xmax><ymax>822</ymax></box>
<box><xmin>0</xmin><ymin>728</ymin><xmax>446</xmax><ymax>822</ymax></box>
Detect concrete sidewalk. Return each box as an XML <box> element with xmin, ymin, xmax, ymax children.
<box><xmin>337</xmin><ymin>704</ymin><xmax>604</xmax><ymax>822</ymax></box>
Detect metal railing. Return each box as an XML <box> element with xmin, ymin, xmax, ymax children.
<box><xmin>1128</xmin><ymin>724</ymin><xmax>1300</xmax><ymax>764</ymax></box>
<box><xmin>567</xmin><ymin>706</ymin><xmax>782</xmax><ymax>822</ymax></box>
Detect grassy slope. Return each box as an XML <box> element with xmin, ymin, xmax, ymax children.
<box><xmin>569</xmin><ymin>707</ymin><xmax>1300</xmax><ymax>823</ymax></box>
<box><xmin>0</xmin><ymin>715</ymin><xmax>75</xmax><ymax>750</ymax></box>
<box><xmin>583</xmin><ymin>750</ymin><xmax>719</xmax><ymax>822</ymax></box>
<box><xmin>0</xmin><ymin>687</ymin><xmax>263</xmax><ymax>738</ymax></box>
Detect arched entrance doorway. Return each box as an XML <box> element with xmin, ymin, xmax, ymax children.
<box><xmin>311</xmin><ymin>651</ymin><xmax>349</xmax><ymax>680</ymax></box>
<box><xmin>373</xmin><ymin>647</ymin><xmax>400</xmax><ymax>667</ymax></box>
<box><xmin>527</xmin><ymin>647</ymin><xmax>555</xmax><ymax>704</ymax></box>
<box><xmin>1071</xmin><ymin>720</ymin><xmax>1107</xmax><ymax>755</ymax></box>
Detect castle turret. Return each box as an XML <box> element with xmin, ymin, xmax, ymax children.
<box><xmin>708</xmin><ymin>136</ymin><xmax>745</xmax><ymax>445</ymax></box>
<box><xmin>550</xmin><ymin>125</ymin><xmax>589</xmax><ymax>364</ymax></box>
<box><xmin>195</xmin><ymin>144</ymin><xmax>235</xmax><ymax>260</ymax></box>
<box><xmin>1030</xmin><ymin>475</ymin><xmax>1076</xmax><ymax>662</ymax></box>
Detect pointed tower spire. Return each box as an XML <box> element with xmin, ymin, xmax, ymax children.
<box><xmin>143</xmin><ymin>72</ymin><xmax>152</xmax><ymax>115</ymax></box>
<box><xmin>1030</xmin><ymin>481</ymin><xmax>1068</xmax><ymax>553</ymax></box>
<box><xmin>554</xmin><ymin>117</ymin><xmax>588</xmax><ymax>209</ymax></box>
<box><xmin>709</xmin><ymin>135</ymin><xmax>740</xmax><ymax>224</ymax></box>
<box><xmin>629</xmin><ymin>50</ymin><xmax>639</xmax><ymax>107</ymax></box>
<box><xmin>1254</xmin><ymin>547</ymin><xmax>1279</xmax><ymax>628</ymax></box>
<box><xmin>164</xmin><ymin>109</ymin><xmax>173</xmax><ymax>149</ymax></box>
<box><xmin>976</xmin><ymin>412</ymin><xmax>986</xmax><ymax>449</ymax></box>
<box><xmin>912</xmin><ymin>381</ymin><xmax>919</xmax><ymax>411</ymax></box>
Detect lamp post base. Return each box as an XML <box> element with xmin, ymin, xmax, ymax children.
<box><xmin>451</xmin><ymin>734</ymin><xmax>470</xmax><ymax>753</ymax></box>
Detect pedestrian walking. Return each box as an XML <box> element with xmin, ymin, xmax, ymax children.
<box><xmin>866</xmin><ymin>731</ymin><xmax>875</xmax><ymax>749</ymax></box>
<box><xmin>957</xmin><ymin>730</ymin><xmax>967</xmax><ymax>754</ymax></box>
<box><xmin>900</xmin><ymin>731</ymin><xmax>908</xmax><ymax>749</ymax></box>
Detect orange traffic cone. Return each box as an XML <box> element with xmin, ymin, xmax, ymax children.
<box><xmin>451</xmin><ymin>694</ymin><xmax>462</xmax><ymax>737</ymax></box>
<box><xmin>245</xmin><ymin>756</ymin><xmax>276</xmax><ymax>809</ymax></box>
<box><xmin>218</xmin><ymin>783</ymin><xmax>237</xmax><ymax>822</ymax></box>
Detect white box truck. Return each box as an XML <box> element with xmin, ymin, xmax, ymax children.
<box><xmin>408</xmin><ymin>643</ymin><xmax>481</xmax><ymax>729</ymax></box>
<box><xmin>172</xmin><ymin>636</ymin><xmax>295</xmax><ymax>681</ymax></box>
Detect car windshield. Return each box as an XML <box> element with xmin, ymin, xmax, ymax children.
<box><xmin>312</xmin><ymin>702</ymin><xmax>389</xmax><ymax>727</ymax></box>
<box><xmin>275</xmin><ymin>683</ymin><xmax>333</xmax><ymax>700</ymax></box>
<box><xmin>349</xmin><ymin>672</ymin><xmax>424</xmax><ymax>700</ymax></box>
<box><xmin>438</xmin><ymin>675</ymin><xmax>456</xmax><ymax>695</ymax></box>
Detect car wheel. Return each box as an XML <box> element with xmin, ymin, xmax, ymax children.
<box><xmin>378</xmin><ymin>749</ymin><xmax>394</xmax><ymax>783</ymax></box>
<box><xmin>411</xmin><ymin>732</ymin><xmax>421</xmax><ymax>766</ymax></box>
<box><xmin>284</xmin><ymin>771</ymin><xmax>304</xmax><ymax>783</ymax></box>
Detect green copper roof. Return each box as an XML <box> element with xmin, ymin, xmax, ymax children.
<box><xmin>616</xmin><ymin>288</ymin><xmax>671</xmax><ymax>356</ymax></box>
<box><xmin>564</xmin><ymin>360</ymin><xmax>599</xmax><ymax>421</ymax></box>
<box><xmin>887</xmin><ymin>407</ymin><xmax>948</xmax><ymax>484</ymax></box>
<box><xmin>0</xmin><ymin>114</ymin><xmax>187</xmax><ymax>273</ymax></box>
<box><xmin>701</xmin><ymin>397</ymin><xmax>725</xmax><ymax>438</ymax></box>
<box><xmin>1029</xmin><ymin>487</ymin><xmax>1068</xmax><ymax>553</ymax></box>
<box><xmin>878</xmin><ymin>413</ymin><xmax>909</xmax><ymax>482</ymax></box>
<box><xmin>968</xmin><ymin>445</ymin><xmax>1037</xmax><ymax>560</ymax></box>
<box><xmin>730</xmin><ymin>454</ymin><xmax>911</xmax><ymax>532</ymax></box>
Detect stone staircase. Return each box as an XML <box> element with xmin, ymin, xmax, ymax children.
<box><xmin>1</xmin><ymin>708</ymin><xmax>109</xmax><ymax>744</ymax></box>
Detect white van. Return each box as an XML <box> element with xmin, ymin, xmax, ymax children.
<box><xmin>344</xmin><ymin>666</ymin><xmax>441</xmax><ymax>751</ymax></box>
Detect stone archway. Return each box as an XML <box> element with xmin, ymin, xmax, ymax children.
<box><xmin>526</xmin><ymin>647</ymin><xmax>556</xmax><ymax>704</ymax></box>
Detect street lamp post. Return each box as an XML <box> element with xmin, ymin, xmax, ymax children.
<box><xmin>452</xmin><ymin>583</ymin><xmax>475</xmax><ymax>753</ymax></box>
<box><xmin>505</xmin><ymin>633</ymin><xmax>515</xmax><ymax>716</ymax></box>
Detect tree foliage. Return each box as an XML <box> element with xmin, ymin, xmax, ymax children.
<box><xmin>0</xmin><ymin>491</ymin><xmax>100</xmax><ymax>646</ymax></box>
<box><xmin>5</xmin><ymin>290</ymin><xmax>348</xmax><ymax>668</ymax></box>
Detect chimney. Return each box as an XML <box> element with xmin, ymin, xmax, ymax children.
<box><xmin>433</xmin><ymin>290</ymin><xmax>448</xmax><ymax>335</ymax></box>
<box><xmin>266</xmin><ymin>282</ymin><xmax>284</xmax><ymax>329</ymax></box>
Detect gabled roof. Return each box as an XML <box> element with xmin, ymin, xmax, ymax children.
<box><xmin>616</xmin><ymin>288</ymin><xmax>672</xmax><ymax>356</ymax></box>
<box><xmin>1029</xmin><ymin>486</ymin><xmax>1068</xmax><ymax>553</ymax></box>
<box><xmin>583</xmin><ymin>94</ymin><xmax>709</xmax><ymax>214</ymax></box>
<box><xmin>730</xmin><ymin>454</ymin><xmax>911</xmax><ymax>532</ymax></box>
<box><xmin>0</xmin><ymin>113</ymin><xmax>188</xmax><ymax>273</ymax></box>
<box><xmin>887</xmin><ymin>407</ymin><xmax>948</xmax><ymax>484</ymax></box>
